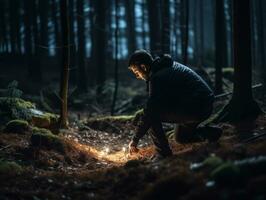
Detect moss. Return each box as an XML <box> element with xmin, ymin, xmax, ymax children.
<box><xmin>4</xmin><ymin>119</ymin><xmax>29</xmax><ymax>134</ymax></box>
<box><xmin>0</xmin><ymin>97</ymin><xmax>35</xmax><ymax>125</ymax></box>
<box><xmin>30</xmin><ymin>128</ymin><xmax>65</xmax><ymax>153</ymax></box>
<box><xmin>0</xmin><ymin>160</ymin><xmax>23</xmax><ymax>176</ymax></box>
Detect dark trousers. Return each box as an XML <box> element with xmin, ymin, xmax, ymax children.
<box><xmin>147</xmin><ymin>108</ymin><xmax>212</xmax><ymax>157</ymax></box>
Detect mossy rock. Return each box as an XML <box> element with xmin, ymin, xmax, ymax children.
<box><xmin>0</xmin><ymin>161</ymin><xmax>23</xmax><ymax>176</ymax></box>
<box><xmin>203</xmin><ymin>155</ymin><xmax>224</xmax><ymax>169</ymax></box>
<box><xmin>30</xmin><ymin>110</ymin><xmax>59</xmax><ymax>129</ymax></box>
<box><xmin>211</xmin><ymin>162</ymin><xmax>240</xmax><ymax>185</ymax></box>
<box><xmin>4</xmin><ymin>120</ymin><xmax>29</xmax><ymax>134</ymax></box>
<box><xmin>30</xmin><ymin>128</ymin><xmax>65</xmax><ymax>153</ymax></box>
<box><xmin>0</xmin><ymin>97</ymin><xmax>35</xmax><ymax>125</ymax></box>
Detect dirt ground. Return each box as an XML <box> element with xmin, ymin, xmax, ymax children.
<box><xmin>0</xmin><ymin>110</ymin><xmax>266</xmax><ymax>200</ymax></box>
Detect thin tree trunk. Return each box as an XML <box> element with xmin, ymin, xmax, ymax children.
<box><xmin>180</xmin><ymin>0</ymin><xmax>189</xmax><ymax>64</ymax></box>
<box><xmin>162</xmin><ymin>0</ymin><xmax>170</xmax><ymax>53</ymax></box>
<box><xmin>215</xmin><ymin>0</ymin><xmax>228</xmax><ymax>94</ymax></box>
<box><xmin>199</xmin><ymin>0</ymin><xmax>204</xmax><ymax>67</ymax></box>
<box><xmin>125</xmin><ymin>0</ymin><xmax>136</xmax><ymax>54</ymax></box>
<box><xmin>147</xmin><ymin>0</ymin><xmax>161</xmax><ymax>56</ymax></box>
<box><xmin>91</xmin><ymin>0</ymin><xmax>107</xmax><ymax>101</ymax></box>
<box><xmin>29</xmin><ymin>0</ymin><xmax>42</xmax><ymax>83</ymax></box>
<box><xmin>77</xmin><ymin>0</ymin><xmax>88</xmax><ymax>92</ymax></box>
<box><xmin>111</xmin><ymin>0</ymin><xmax>119</xmax><ymax>115</ymax></box>
<box><xmin>214</xmin><ymin>0</ymin><xmax>262</xmax><ymax>122</ymax></box>
<box><xmin>257</xmin><ymin>0</ymin><xmax>266</xmax><ymax>90</ymax></box>
<box><xmin>59</xmin><ymin>0</ymin><xmax>70</xmax><ymax>128</ymax></box>
<box><xmin>51</xmin><ymin>0</ymin><xmax>61</xmax><ymax>57</ymax></box>
<box><xmin>0</xmin><ymin>1</ymin><xmax>8</xmax><ymax>52</ymax></box>
<box><xmin>142</xmin><ymin>0</ymin><xmax>146</xmax><ymax>49</ymax></box>
<box><xmin>9</xmin><ymin>0</ymin><xmax>20</xmax><ymax>54</ymax></box>
<box><xmin>39</xmin><ymin>0</ymin><xmax>49</xmax><ymax>57</ymax></box>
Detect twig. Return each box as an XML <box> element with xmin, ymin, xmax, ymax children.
<box><xmin>215</xmin><ymin>83</ymin><xmax>263</xmax><ymax>99</ymax></box>
<box><xmin>0</xmin><ymin>144</ymin><xmax>12</xmax><ymax>151</ymax></box>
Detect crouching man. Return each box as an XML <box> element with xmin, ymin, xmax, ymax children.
<box><xmin>128</xmin><ymin>50</ymin><xmax>222</xmax><ymax>159</ymax></box>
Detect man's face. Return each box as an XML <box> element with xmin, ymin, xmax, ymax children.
<box><xmin>128</xmin><ymin>64</ymin><xmax>149</xmax><ymax>80</ymax></box>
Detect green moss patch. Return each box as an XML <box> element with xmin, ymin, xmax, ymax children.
<box><xmin>0</xmin><ymin>160</ymin><xmax>23</xmax><ymax>176</ymax></box>
<box><xmin>30</xmin><ymin>128</ymin><xmax>65</xmax><ymax>153</ymax></box>
<box><xmin>4</xmin><ymin>120</ymin><xmax>29</xmax><ymax>134</ymax></box>
<box><xmin>0</xmin><ymin>97</ymin><xmax>35</xmax><ymax>125</ymax></box>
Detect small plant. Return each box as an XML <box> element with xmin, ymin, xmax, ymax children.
<box><xmin>6</xmin><ymin>80</ymin><xmax>23</xmax><ymax>98</ymax></box>
<box><xmin>4</xmin><ymin>120</ymin><xmax>29</xmax><ymax>134</ymax></box>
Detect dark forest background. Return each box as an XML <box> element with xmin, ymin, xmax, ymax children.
<box><xmin>0</xmin><ymin>0</ymin><xmax>266</xmax><ymax>115</ymax></box>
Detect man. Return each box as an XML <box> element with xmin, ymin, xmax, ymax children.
<box><xmin>128</xmin><ymin>50</ymin><xmax>222</xmax><ymax>158</ymax></box>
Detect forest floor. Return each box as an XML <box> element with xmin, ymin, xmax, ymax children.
<box><xmin>0</xmin><ymin>109</ymin><xmax>266</xmax><ymax>200</ymax></box>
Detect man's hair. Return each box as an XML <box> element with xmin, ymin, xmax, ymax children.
<box><xmin>128</xmin><ymin>50</ymin><xmax>153</xmax><ymax>67</ymax></box>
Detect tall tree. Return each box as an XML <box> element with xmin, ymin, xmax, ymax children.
<box><xmin>199</xmin><ymin>0</ymin><xmax>204</xmax><ymax>66</ymax></box>
<box><xmin>77</xmin><ymin>0</ymin><xmax>88</xmax><ymax>92</ymax></box>
<box><xmin>91</xmin><ymin>0</ymin><xmax>107</xmax><ymax>100</ymax></box>
<box><xmin>68</xmin><ymin>0</ymin><xmax>77</xmax><ymax>85</ymax></box>
<box><xmin>141</xmin><ymin>0</ymin><xmax>147</xmax><ymax>49</ymax></box>
<box><xmin>29</xmin><ymin>0</ymin><xmax>42</xmax><ymax>83</ymax></box>
<box><xmin>180</xmin><ymin>0</ymin><xmax>189</xmax><ymax>64</ymax></box>
<box><xmin>257</xmin><ymin>0</ymin><xmax>266</xmax><ymax>91</ymax></box>
<box><xmin>0</xmin><ymin>1</ymin><xmax>8</xmax><ymax>52</ymax></box>
<box><xmin>59</xmin><ymin>0</ymin><xmax>70</xmax><ymax>128</ymax></box>
<box><xmin>147</xmin><ymin>0</ymin><xmax>161</xmax><ymax>56</ymax></box>
<box><xmin>51</xmin><ymin>0</ymin><xmax>61</xmax><ymax>57</ymax></box>
<box><xmin>39</xmin><ymin>0</ymin><xmax>49</xmax><ymax>57</ymax></box>
<box><xmin>214</xmin><ymin>0</ymin><xmax>262</xmax><ymax>122</ymax></box>
<box><xmin>125</xmin><ymin>0</ymin><xmax>136</xmax><ymax>54</ymax></box>
<box><xmin>111</xmin><ymin>0</ymin><xmax>119</xmax><ymax>115</ymax></box>
<box><xmin>9</xmin><ymin>0</ymin><xmax>21</xmax><ymax>54</ymax></box>
<box><xmin>161</xmin><ymin>0</ymin><xmax>170</xmax><ymax>53</ymax></box>
<box><xmin>215</xmin><ymin>0</ymin><xmax>228</xmax><ymax>94</ymax></box>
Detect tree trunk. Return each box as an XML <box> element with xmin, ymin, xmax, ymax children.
<box><xmin>257</xmin><ymin>0</ymin><xmax>266</xmax><ymax>92</ymax></box>
<box><xmin>68</xmin><ymin>0</ymin><xmax>77</xmax><ymax>85</ymax></box>
<box><xmin>59</xmin><ymin>0</ymin><xmax>70</xmax><ymax>128</ymax></box>
<box><xmin>29</xmin><ymin>0</ymin><xmax>42</xmax><ymax>83</ymax></box>
<box><xmin>142</xmin><ymin>0</ymin><xmax>147</xmax><ymax>49</ymax></box>
<box><xmin>91</xmin><ymin>0</ymin><xmax>107</xmax><ymax>101</ymax></box>
<box><xmin>147</xmin><ymin>0</ymin><xmax>161</xmax><ymax>56</ymax></box>
<box><xmin>39</xmin><ymin>0</ymin><xmax>49</xmax><ymax>57</ymax></box>
<box><xmin>199</xmin><ymin>0</ymin><xmax>204</xmax><ymax>67</ymax></box>
<box><xmin>180</xmin><ymin>0</ymin><xmax>189</xmax><ymax>64</ymax></box>
<box><xmin>125</xmin><ymin>0</ymin><xmax>136</xmax><ymax>55</ymax></box>
<box><xmin>0</xmin><ymin>1</ymin><xmax>8</xmax><ymax>52</ymax></box>
<box><xmin>77</xmin><ymin>0</ymin><xmax>88</xmax><ymax>93</ymax></box>
<box><xmin>215</xmin><ymin>0</ymin><xmax>228</xmax><ymax>94</ymax></box>
<box><xmin>161</xmin><ymin>0</ymin><xmax>170</xmax><ymax>53</ymax></box>
<box><xmin>111</xmin><ymin>0</ymin><xmax>119</xmax><ymax>115</ymax></box>
<box><xmin>9</xmin><ymin>0</ymin><xmax>21</xmax><ymax>54</ymax></box>
<box><xmin>51</xmin><ymin>0</ymin><xmax>61</xmax><ymax>58</ymax></box>
<box><xmin>214</xmin><ymin>0</ymin><xmax>262</xmax><ymax>123</ymax></box>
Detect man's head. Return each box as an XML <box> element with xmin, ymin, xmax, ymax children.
<box><xmin>128</xmin><ymin>50</ymin><xmax>153</xmax><ymax>80</ymax></box>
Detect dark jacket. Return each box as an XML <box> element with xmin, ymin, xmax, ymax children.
<box><xmin>132</xmin><ymin>55</ymin><xmax>214</xmax><ymax>143</ymax></box>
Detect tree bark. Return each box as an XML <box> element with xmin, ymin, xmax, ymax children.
<box><xmin>77</xmin><ymin>0</ymin><xmax>88</xmax><ymax>92</ymax></box>
<box><xmin>161</xmin><ymin>0</ymin><xmax>170</xmax><ymax>53</ymax></box>
<box><xmin>59</xmin><ymin>0</ymin><xmax>70</xmax><ymax>128</ymax></box>
<box><xmin>125</xmin><ymin>0</ymin><xmax>136</xmax><ymax>55</ymax></box>
<box><xmin>147</xmin><ymin>0</ymin><xmax>161</xmax><ymax>56</ymax></box>
<box><xmin>39</xmin><ymin>0</ymin><xmax>49</xmax><ymax>57</ymax></box>
<box><xmin>215</xmin><ymin>0</ymin><xmax>228</xmax><ymax>94</ymax></box>
<box><xmin>214</xmin><ymin>0</ymin><xmax>262</xmax><ymax>123</ymax></box>
<box><xmin>111</xmin><ymin>0</ymin><xmax>119</xmax><ymax>115</ymax></box>
<box><xmin>199</xmin><ymin>0</ymin><xmax>204</xmax><ymax>67</ymax></box>
<box><xmin>257</xmin><ymin>0</ymin><xmax>266</xmax><ymax>91</ymax></box>
<box><xmin>91</xmin><ymin>0</ymin><xmax>107</xmax><ymax>101</ymax></box>
<box><xmin>180</xmin><ymin>0</ymin><xmax>189</xmax><ymax>64</ymax></box>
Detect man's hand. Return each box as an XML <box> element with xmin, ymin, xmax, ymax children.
<box><xmin>128</xmin><ymin>140</ymin><xmax>139</xmax><ymax>155</ymax></box>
